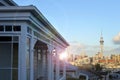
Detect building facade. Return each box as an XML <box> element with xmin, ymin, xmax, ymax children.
<box><xmin>0</xmin><ymin>0</ymin><xmax>69</xmax><ymax>80</ymax></box>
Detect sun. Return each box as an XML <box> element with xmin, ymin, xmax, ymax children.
<box><xmin>59</xmin><ymin>52</ymin><xmax>68</xmax><ymax>60</ymax></box>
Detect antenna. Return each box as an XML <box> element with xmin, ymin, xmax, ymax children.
<box><xmin>101</xmin><ymin>28</ymin><xmax>103</xmax><ymax>37</ymax></box>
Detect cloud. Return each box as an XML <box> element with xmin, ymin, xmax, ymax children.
<box><xmin>112</xmin><ymin>47</ymin><xmax>120</xmax><ymax>54</ymax></box>
<box><xmin>113</xmin><ymin>32</ymin><xmax>120</xmax><ymax>44</ymax></box>
<box><xmin>68</xmin><ymin>41</ymin><xmax>86</xmax><ymax>55</ymax></box>
<box><xmin>68</xmin><ymin>41</ymin><xmax>99</xmax><ymax>56</ymax></box>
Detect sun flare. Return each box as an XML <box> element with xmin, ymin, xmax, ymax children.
<box><xmin>59</xmin><ymin>52</ymin><xmax>67</xmax><ymax>60</ymax></box>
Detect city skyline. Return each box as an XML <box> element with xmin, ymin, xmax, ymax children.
<box><xmin>14</xmin><ymin>0</ymin><xmax>120</xmax><ymax>56</ymax></box>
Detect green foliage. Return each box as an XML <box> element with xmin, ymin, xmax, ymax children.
<box><xmin>95</xmin><ymin>63</ymin><xmax>102</xmax><ymax>71</ymax></box>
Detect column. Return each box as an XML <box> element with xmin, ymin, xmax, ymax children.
<box><xmin>55</xmin><ymin>51</ymin><xmax>60</xmax><ymax>80</ymax></box>
<box><xmin>52</xmin><ymin>53</ymin><xmax>54</xmax><ymax>80</ymax></box>
<box><xmin>47</xmin><ymin>52</ymin><xmax>52</xmax><ymax>80</ymax></box>
<box><xmin>19</xmin><ymin>25</ymin><xmax>27</xmax><ymax>80</ymax></box>
<box><xmin>47</xmin><ymin>45</ymin><xmax>54</xmax><ymax>80</ymax></box>
<box><xmin>63</xmin><ymin>60</ymin><xmax>66</xmax><ymax>80</ymax></box>
<box><xmin>30</xmin><ymin>35</ymin><xmax>34</xmax><ymax>80</ymax></box>
<box><xmin>62</xmin><ymin>48</ymin><xmax>67</xmax><ymax>80</ymax></box>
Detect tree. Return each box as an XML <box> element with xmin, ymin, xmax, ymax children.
<box><xmin>95</xmin><ymin>63</ymin><xmax>102</xmax><ymax>71</ymax></box>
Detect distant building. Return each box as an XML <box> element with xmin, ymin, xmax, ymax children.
<box><xmin>0</xmin><ymin>0</ymin><xmax>69</xmax><ymax>80</ymax></box>
<box><xmin>98</xmin><ymin>59</ymin><xmax>115</xmax><ymax>64</ymax></box>
<box><xmin>111</xmin><ymin>54</ymin><xmax>120</xmax><ymax>63</ymax></box>
<box><xmin>100</xmin><ymin>32</ymin><xmax>104</xmax><ymax>59</ymax></box>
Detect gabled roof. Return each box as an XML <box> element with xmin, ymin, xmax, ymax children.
<box><xmin>0</xmin><ymin>0</ymin><xmax>18</xmax><ymax>6</ymax></box>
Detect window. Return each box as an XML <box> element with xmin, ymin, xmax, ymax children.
<box><xmin>13</xmin><ymin>26</ymin><xmax>21</xmax><ymax>31</ymax></box>
<box><xmin>0</xmin><ymin>25</ymin><xmax>21</xmax><ymax>32</ymax></box>
<box><xmin>0</xmin><ymin>36</ymin><xmax>19</xmax><ymax>80</ymax></box>
<box><xmin>27</xmin><ymin>27</ymin><xmax>32</xmax><ymax>34</ymax></box>
<box><xmin>0</xmin><ymin>43</ymin><xmax>12</xmax><ymax>68</ymax></box>
<box><xmin>5</xmin><ymin>25</ymin><xmax>12</xmax><ymax>31</ymax></box>
<box><xmin>37</xmin><ymin>49</ymin><xmax>42</xmax><ymax>60</ymax></box>
<box><xmin>0</xmin><ymin>25</ymin><xmax>4</xmax><ymax>31</ymax></box>
<box><xmin>0</xmin><ymin>36</ymin><xmax>12</xmax><ymax>41</ymax></box>
<box><xmin>12</xmin><ymin>43</ymin><xmax>18</xmax><ymax>68</ymax></box>
<box><xmin>0</xmin><ymin>69</ymin><xmax>11</xmax><ymax>80</ymax></box>
<box><xmin>13</xmin><ymin>36</ymin><xmax>19</xmax><ymax>42</ymax></box>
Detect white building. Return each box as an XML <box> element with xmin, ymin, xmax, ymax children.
<box><xmin>0</xmin><ymin>0</ymin><xmax>69</xmax><ymax>80</ymax></box>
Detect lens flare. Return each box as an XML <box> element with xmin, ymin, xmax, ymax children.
<box><xmin>59</xmin><ymin>52</ymin><xmax>67</xmax><ymax>60</ymax></box>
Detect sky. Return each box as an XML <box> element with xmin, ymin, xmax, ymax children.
<box><xmin>14</xmin><ymin>0</ymin><xmax>120</xmax><ymax>57</ymax></box>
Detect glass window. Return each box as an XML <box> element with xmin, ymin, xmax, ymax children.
<box><xmin>0</xmin><ymin>25</ymin><xmax>4</xmax><ymax>31</ymax></box>
<box><xmin>0</xmin><ymin>36</ymin><xmax>19</xmax><ymax>80</ymax></box>
<box><xmin>27</xmin><ymin>27</ymin><xmax>32</xmax><ymax>34</ymax></box>
<box><xmin>0</xmin><ymin>43</ymin><xmax>12</xmax><ymax>68</ymax></box>
<box><xmin>12</xmin><ymin>43</ymin><xmax>18</xmax><ymax>68</ymax></box>
<box><xmin>13</xmin><ymin>36</ymin><xmax>19</xmax><ymax>42</ymax></box>
<box><xmin>5</xmin><ymin>25</ymin><xmax>12</xmax><ymax>31</ymax></box>
<box><xmin>0</xmin><ymin>69</ymin><xmax>11</xmax><ymax>80</ymax></box>
<box><xmin>38</xmin><ymin>53</ymin><xmax>41</xmax><ymax>60</ymax></box>
<box><xmin>13</xmin><ymin>26</ymin><xmax>21</xmax><ymax>31</ymax></box>
<box><xmin>0</xmin><ymin>25</ymin><xmax>21</xmax><ymax>32</ymax></box>
<box><xmin>0</xmin><ymin>36</ymin><xmax>12</xmax><ymax>41</ymax></box>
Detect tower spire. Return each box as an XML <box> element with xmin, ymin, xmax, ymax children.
<box><xmin>100</xmin><ymin>31</ymin><xmax>104</xmax><ymax>58</ymax></box>
<box><xmin>101</xmin><ymin>30</ymin><xmax>102</xmax><ymax>37</ymax></box>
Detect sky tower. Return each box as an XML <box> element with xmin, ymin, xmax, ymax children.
<box><xmin>100</xmin><ymin>32</ymin><xmax>104</xmax><ymax>58</ymax></box>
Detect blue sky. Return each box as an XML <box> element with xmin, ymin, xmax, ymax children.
<box><xmin>14</xmin><ymin>0</ymin><xmax>120</xmax><ymax>56</ymax></box>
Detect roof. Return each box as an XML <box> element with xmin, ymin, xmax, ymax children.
<box><xmin>0</xmin><ymin>0</ymin><xmax>69</xmax><ymax>47</ymax></box>
<box><xmin>66</xmin><ymin>63</ymin><xmax>78</xmax><ymax>72</ymax></box>
<box><xmin>0</xmin><ymin>0</ymin><xmax>18</xmax><ymax>6</ymax></box>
